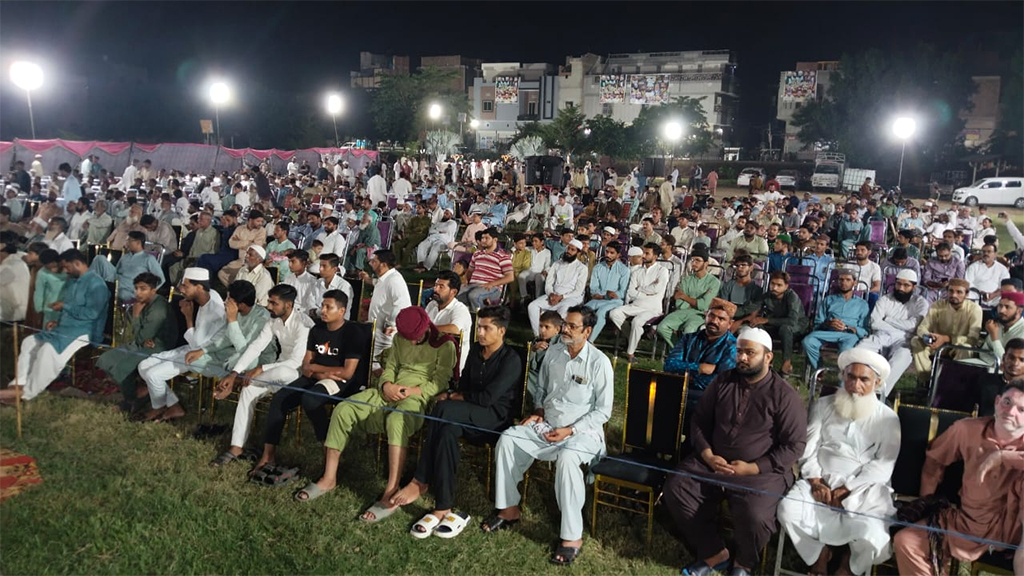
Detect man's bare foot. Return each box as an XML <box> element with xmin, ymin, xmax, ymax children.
<box><xmin>213</xmin><ymin>382</ymin><xmax>234</xmax><ymax>400</ymax></box>
<box><xmin>834</xmin><ymin>552</ymin><xmax>853</xmax><ymax>576</ymax></box>
<box><xmin>809</xmin><ymin>546</ymin><xmax>831</xmax><ymax>575</ymax></box>
<box><xmin>135</xmin><ymin>407</ymin><xmax>166</xmax><ymax>422</ymax></box>
<box><xmin>781</xmin><ymin>359</ymin><xmax>794</xmax><ymax>375</ymax></box>
<box><xmin>390</xmin><ymin>479</ymin><xmax>428</xmax><ymax>506</ymax></box>
<box><xmin>360</xmin><ymin>489</ymin><xmax>398</xmax><ymax>521</ymax></box>
<box><xmin>497</xmin><ymin>505</ymin><xmax>521</xmax><ymax>522</ymax></box>
<box><xmin>0</xmin><ymin>387</ymin><xmax>23</xmax><ymax>403</ymax></box>
<box><xmin>249</xmin><ymin>457</ymin><xmax>275</xmax><ymax>477</ymax></box>
<box><xmin>158</xmin><ymin>404</ymin><xmax>186</xmax><ymax>422</ymax></box>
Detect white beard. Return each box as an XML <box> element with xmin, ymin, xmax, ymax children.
<box><xmin>359</xmin><ymin>222</ymin><xmax>369</xmax><ymax>230</ymax></box>
<box><xmin>833</xmin><ymin>387</ymin><xmax>879</xmax><ymax>421</ymax></box>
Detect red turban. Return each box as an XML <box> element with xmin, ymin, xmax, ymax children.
<box><xmin>396</xmin><ymin>306</ymin><xmax>432</xmax><ymax>342</ymax></box>
<box><xmin>1002</xmin><ymin>291</ymin><xmax>1024</xmax><ymax>307</ymax></box>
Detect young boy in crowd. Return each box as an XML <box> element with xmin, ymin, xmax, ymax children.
<box><xmin>527</xmin><ymin>310</ymin><xmax>564</xmax><ymax>404</ymax></box>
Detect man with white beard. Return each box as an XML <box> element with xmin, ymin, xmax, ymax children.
<box><xmin>777</xmin><ymin>349</ymin><xmax>900</xmax><ymax>576</ymax></box>
<box><xmin>854</xmin><ymin>269</ymin><xmax>928</xmax><ymax>397</ymax></box>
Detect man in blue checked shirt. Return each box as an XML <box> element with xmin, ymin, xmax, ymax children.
<box><xmin>585</xmin><ymin>241</ymin><xmax>629</xmax><ymax>341</ymax></box>
<box><xmin>663</xmin><ymin>299</ymin><xmax>737</xmax><ymax>425</ymax></box>
<box><xmin>802</xmin><ymin>269</ymin><xmax>870</xmax><ymax>369</ymax></box>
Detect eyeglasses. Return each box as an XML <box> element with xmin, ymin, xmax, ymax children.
<box><xmin>563</xmin><ymin>322</ymin><xmax>584</xmax><ymax>332</ymax></box>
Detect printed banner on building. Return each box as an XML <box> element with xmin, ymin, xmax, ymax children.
<box><xmin>629</xmin><ymin>74</ymin><xmax>671</xmax><ymax>105</ymax></box>
<box><xmin>494</xmin><ymin>76</ymin><xmax>519</xmax><ymax>104</ymax></box>
<box><xmin>782</xmin><ymin>70</ymin><xmax>817</xmax><ymax>101</ymax></box>
<box><xmin>599</xmin><ymin>74</ymin><xmax>627</xmax><ymax>103</ymax></box>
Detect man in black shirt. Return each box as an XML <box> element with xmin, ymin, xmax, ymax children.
<box><xmin>252</xmin><ymin>289</ymin><xmax>370</xmax><ymax>473</ymax></box>
<box><xmin>387</xmin><ymin>305</ymin><xmax>523</xmax><ymax>539</ymax></box>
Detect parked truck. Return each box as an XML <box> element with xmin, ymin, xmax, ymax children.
<box><xmin>811</xmin><ymin>152</ymin><xmax>876</xmax><ymax>194</ymax></box>
<box><xmin>811</xmin><ymin>152</ymin><xmax>845</xmax><ymax>193</ymax></box>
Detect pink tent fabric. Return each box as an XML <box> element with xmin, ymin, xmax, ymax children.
<box><xmin>2</xmin><ymin>139</ymin><xmax>378</xmax><ymax>177</ymax></box>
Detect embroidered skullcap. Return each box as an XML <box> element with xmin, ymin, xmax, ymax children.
<box><xmin>569</xmin><ymin>239</ymin><xmax>583</xmax><ymax>250</ymax></box>
<box><xmin>949</xmin><ymin>278</ymin><xmax>970</xmax><ymax>290</ymax></box>
<box><xmin>247</xmin><ymin>245</ymin><xmax>267</xmax><ymax>260</ymax></box>
<box><xmin>183</xmin><ymin>267</ymin><xmax>209</xmax><ymax>282</ymax></box>
<box><xmin>708</xmin><ymin>297</ymin><xmax>737</xmax><ymax>318</ymax></box>
<box><xmin>895</xmin><ymin>269</ymin><xmax>918</xmax><ymax>284</ymax></box>
<box><xmin>737</xmin><ymin>327</ymin><xmax>773</xmax><ymax>352</ymax></box>
<box><xmin>1001</xmin><ymin>291</ymin><xmax>1024</xmax><ymax>307</ymax></box>
<box><xmin>627</xmin><ymin>246</ymin><xmax>644</xmax><ymax>257</ymax></box>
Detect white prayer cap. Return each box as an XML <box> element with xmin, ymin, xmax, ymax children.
<box><xmin>737</xmin><ymin>327</ymin><xmax>773</xmax><ymax>353</ymax></box>
<box><xmin>896</xmin><ymin>269</ymin><xmax>918</xmax><ymax>284</ymax></box>
<box><xmin>183</xmin><ymin>267</ymin><xmax>209</xmax><ymax>282</ymax></box>
<box><xmin>396</xmin><ymin>197</ymin><xmax>406</xmax><ymax>205</ymax></box>
<box><xmin>838</xmin><ymin>348</ymin><xmax>891</xmax><ymax>384</ymax></box>
<box><xmin>34</xmin><ymin>154</ymin><xmax>42</xmax><ymax>159</ymax></box>
<box><xmin>443</xmin><ymin>208</ymin><xmax>453</xmax><ymax>215</ymax></box>
<box><xmin>248</xmin><ymin>245</ymin><xmax>267</xmax><ymax>260</ymax></box>
<box><xmin>345</xmin><ymin>211</ymin><xmax>358</xmax><ymax>222</ymax></box>
<box><xmin>569</xmin><ymin>239</ymin><xmax>584</xmax><ymax>250</ymax></box>
<box><xmin>627</xmin><ymin>246</ymin><xmax>644</xmax><ymax>257</ymax></box>
<box><xmin>603</xmin><ymin>226</ymin><xmax>617</xmax><ymax>235</ymax></box>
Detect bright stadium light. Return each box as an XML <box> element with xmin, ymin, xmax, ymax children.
<box><xmin>326</xmin><ymin>93</ymin><xmax>344</xmax><ymax>147</ymax></box>
<box><xmin>209</xmin><ymin>81</ymin><xmax>231</xmax><ymax>146</ymax></box>
<box><xmin>428</xmin><ymin>102</ymin><xmax>443</xmax><ymax>120</ymax></box>
<box><xmin>10</xmin><ymin>61</ymin><xmax>43</xmax><ymax>139</ymax></box>
<box><xmin>662</xmin><ymin>120</ymin><xmax>684</xmax><ymax>142</ymax></box>
<box><xmin>892</xmin><ymin>117</ymin><xmax>917</xmax><ymax>188</ymax></box>
<box><xmin>469</xmin><ymin>119</ymin><xmax>480</xmax><ymax>129</ymax></box>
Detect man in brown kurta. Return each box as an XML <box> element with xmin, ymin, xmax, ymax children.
<box><xmin>663</xmin><ymin>327</ymin><xmax>808</xmax><ymax>576</ymax></box>
<box><xmin>894</xmin><ymin>382</ymin><xmax>1024</xmax><ymax>575</ymax></box>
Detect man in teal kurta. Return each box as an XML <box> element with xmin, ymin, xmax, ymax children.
<box><xmin>90</xmin><ymin>230</ymin><xmax>165</xmax><ymax>300</ymax></box>
<box><xmin>1</xmin><ymin>249</ymin><xmax>109</xmax><ymax>403</ymax></box>
<box><xmin>96</xmin><ymin>272</ymin><xmax>178</xmax><ymax>412</ymax></box>
<box><xmin>345</xmin><ymin>212</ymin><xmax>382</xmax><ymax>273</ymax></box>
<box><xmin>183</xmin><ymin>281</ymin><xmax>274</xmax><ymax>375</ymax></box>
<box><xmin>656</xmin><ymin>249</ymin><xmax>722</xmax><ymax>347</ymax></box>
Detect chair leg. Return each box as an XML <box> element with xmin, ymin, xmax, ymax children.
<box><xmin>646</xmin><ymin>491</ymin><xmax>655</xmax><ymax>552</ymax></box>
<box><xmin>485</xmin><ymin>444</ymin><xmax>493</xmax><ymax>497</ymax></box>
<box><xmin>590</xmin><ymin>479</ymin><xmax>599</xmax><ymax>537</ymax></box>
<box><xmin>772</xmin><ymin>528</ymin><xmax>786</xmax><ymax>576</ymax></box>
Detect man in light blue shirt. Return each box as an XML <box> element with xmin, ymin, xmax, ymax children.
<box><xmin>802</xmin><ymin>269</ymin><xmax>870</xmax><ymax>369</ymax></box>
<box><xmin>585</xmin><ymin>241</ymin><xmax>629</xmax><ymax>341</ymax></box>
<box><xmin>483</xmin><ymin>199</ymin><xmax>508</xmax><ymax>228</ymax></box>
<box><xmin>90</xmin><ymin>230</ymin><xmax>165</xmax><ymax>300</ymax></box>
<box><xmin>485</xmin><ymin>305</ymin><xmax>613</xmax><ymax>564</ymax></box>
<box><xmin>59</xmin><ymin>162</ymin><xmax>81</xmax><ymax>205</ymax></box>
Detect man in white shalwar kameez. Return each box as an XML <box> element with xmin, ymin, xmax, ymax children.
<box><xmin>854</xmin><ymin>269</ymin><xmax>928</xmax><ymax>397</ymax></box>
<box><xmin>777</xmin><ymin>349</ymin><xmax>901</xmax><ymax>576</ymax></box>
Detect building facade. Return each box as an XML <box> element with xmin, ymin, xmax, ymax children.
<box><xmin>469</xmin><ymin>62</ymin><xmax>560</xmax><ymax>150</ymax></box>
<box><xmin>776</xmin><ymin>60</ymin><xmax>839</xmax><ymax>160</ymax></box>
<box><xmin>420</xmin><ymin>55</ymin><xmax>483</xmax><ymax>93</ymax></box>
<box><xmin>961</xmin><ymin>76</ymin><xmax>1001</xmax><ymax>149</ymax></box>
<box><xmin>350</xmin><ymin>52</ymin><xmax>410</xmax><ymax>90</ymax></box>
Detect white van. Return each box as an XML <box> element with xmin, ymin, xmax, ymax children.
<box><xmin>951</xmin><ymin>177</ymin><xmax>1024</xmax><ymax>208</ymax></box>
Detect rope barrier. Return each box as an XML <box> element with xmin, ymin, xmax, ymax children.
<box><xmin>2</xmin><ymin>317</ymin><xmax>1019</xmax><ymax>552</ymax></box>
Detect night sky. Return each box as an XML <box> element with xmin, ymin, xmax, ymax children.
<box><xmin>1</xmin><ymin>1</ymin><xmax>1021</xmax><ymax>148</ymax></box>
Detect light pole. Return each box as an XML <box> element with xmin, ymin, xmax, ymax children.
<box><xmin>892</xmin><ymin>117</ymin><xmax>916</xmax><ymax>188</ymax></box>
<box><xmin>10</xmin><ymin>61</ymin><xmax>43</xmax><ymax>139</ymax></box>
<box><xmin>209</xmin><ymin>81</ymin><xmax>230</xmax><ymax>146</ymax></box>
<box><xmin>662</xmin><ymin>120</ymin><xmax>684</xmax><ymax>180</ymax></box>
<box><xmin>326</xmin><ymin>93</ymin><xmax>343</xmax><ymax>147</ymax></box>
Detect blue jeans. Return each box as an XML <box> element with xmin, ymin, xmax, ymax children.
<box><xmin>457</xmin><ymin>285</ymin><xmax>501</xmax><ymax>312</ymax></box>
<box><xmin>802</xmin><ymin>330</ymin><xmax>861</xmax><ymax>369</ymax></box>
<box><xmin>585</xmin><ymin>299</ymin><xmax>623</xmax><ymax>341</ymax></box>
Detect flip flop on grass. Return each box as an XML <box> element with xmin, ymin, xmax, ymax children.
<box><xmin>359</xmin><ymin>500</ymin><xmax>398</xmax><ymax>523</ymax></box>
<box><xmin>294</xmin><ymin>482</ymin><xmax>332</xmax><ymax>502</ymax></box>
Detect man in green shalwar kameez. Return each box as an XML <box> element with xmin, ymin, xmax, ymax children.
<box><xmin>96</xmin><ymin>272</ymin><xmax>178</xmax><ymax>413</ymax></box>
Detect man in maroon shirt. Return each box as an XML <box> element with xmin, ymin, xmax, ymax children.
<box><xmin>663</xmin><ymin>327</ymin><xmax>808</xmax><ymax>576</ymax></box>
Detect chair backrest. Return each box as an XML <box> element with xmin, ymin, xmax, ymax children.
<box><xmin>789</xmin><ymin>282</ymin><xmax>818</xmax><ymax>318</ymax></box>
<box><xmin>451</xmin><ymin>250</ymin><xmax>472</xmax><ymax>269</ymax></box>
<box><xmin>406</xmin><ymin>280</ymin><xmax>423</xmax><ymax>308</ymax></box>
<box><xmin>506</xmin><ymin>342</ymin><xmax>533</xmax><ymax>418</ymax></box>
<box><xmin>386</xmin><ymin>197</ymin><xmax>398</xmax><ymax>211</ymax></box>
<box><xmin>622</xmin><ymin>366</ymin><xmax>689</xmax><ymax>461</ymax></box>
<box><xmin>806</xmin><ymin>367</ymin><xmax>840</xmax><ymax>414</ymax></box>
<box><xmin>143</xmin><ymin>243</ymin><xmax>165</xmax><ymax>265</ymax></box>
<box><xmin>868</xmin><ymin>219</ymin><xmax>887</xmax><ymax>244</ymax></box>
<box><xmin>892</xmin><ymin>393</ymin><xmax>976</xmax><ymax>498</ymax></box>
<box><xmin>929</xmin><ymin>345</ymin><xmax>999</xmax><ymax>409</ymax></box>
<box><xmin>377</xmin><ymin>219</ymin><xmax>393</xmax><ymax>249</ymax></box>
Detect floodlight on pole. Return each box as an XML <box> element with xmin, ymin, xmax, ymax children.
<box><xmin>892</xmin><ymin>117</ymin><xmax>916</xmax><ymax>188</ymax></box>
<box><xmin>662</xmin><ymin>120</ymin><xmax>684</xmax><ymax>143</ymax></box>
<box><xmin>209</xmin><ymin>81</ymin><xmax>231</xmax><ymax>146</ymax></box>
<box><xmin>428</xmin><ymin>103</ymin><xmax>443</xmax><ymax>121</ymax></box>
<box><xmin>469</xmin><ymin>119</ymin><xmax>480</xmax><ymax>129</ymax></box>
<box><xmin>10</xmin><ymin>61</ymin><xmax>43</xmax><ymax>139</ymax></box>
<box><xmin>326</xmin><ymin>93</ymin><xmax>344</xmax><ymax>147</ymax></box>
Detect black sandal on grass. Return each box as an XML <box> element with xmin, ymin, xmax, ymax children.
<box><xmin>209</xmin><ymin>451</ymin><xmax>239</xmax><ymax>467</ymax></box>
<box><xmin>549</xmin><ymin>546</ymin><xmax>582</xmax><ymax>565</ymax></box>
<box><xmin>480</xmin><ymin>514</ymin><xmax>519</xmax><ymax>533</ymax></box>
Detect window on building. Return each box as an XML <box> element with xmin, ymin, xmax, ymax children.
<box><xmin>483</xmin><ymin>101</ymin><xmax>493</xmax><ymax>112</ymax></box>
<box><xmin>602</xmin><ymin>103</ymin><xmax>613</xmax><ymax>116</ymax></box>
<box><xmin>564</xmin><ymin>101</ymin><xmax>574</xmax><ymax>109</ymax></box>
<box><xmin>528</xmin><ymin>102</ymin><xmax>537</xmax><ymax>115</ymax></box>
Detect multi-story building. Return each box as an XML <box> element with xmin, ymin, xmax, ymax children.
<box><xmin>558</xmin><ymin>50</ymin><xmax>740</xmax><ymax>143</ymax></box>
<box><xmin>350</xmin><ymin>52</ymin><xmax>410</xmax><ymax>90</ymax></box>
<box><xmin>420</xmin><ymin>55</ymin><xmax>483</xmax><ymax>93</ymax></box>
<box><xmin>776</xmin><ymin>60</ymin><xmax>839</xmax><ymax>160</ymax></box>
<box><xmin>468</xmin><ymin>62</ymin><xmax>559</xmax><ymax>150</ymax></box>
<box><xmin>961</xmin><ymin>76</ymin><xmax>1001</xmax><ymax>150</ymax></box>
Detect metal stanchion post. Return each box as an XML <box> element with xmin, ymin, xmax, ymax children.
<box><xmin>14</xmin><ymin>323</ymin><xmax>22</xmax><ymax>438</ymax></box>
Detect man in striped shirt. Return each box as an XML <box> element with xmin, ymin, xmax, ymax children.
<box><xmin>456</xmin><ymin>227</ymin><xmax>513</xmax><ymax>311</ymax></box>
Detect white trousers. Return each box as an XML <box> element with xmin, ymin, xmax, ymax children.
<box><xmin>494</xmin><ymin>425</ymin><xmax>604</xmax><ymax>541</ymax></box>
<box><xmin>372</xmin><ymin>326</ymin><xmax>394</xmax><ymax>365</ymax></box>
<box><xmin>855</xmin><ymin>332</ymin><xmax>913</xmax><ymax>398</ymax></box>
<box><xmin>230</xmin><ymin>366</ymin><xmax>299</xmax><ymax>449</ymax></box>
<box><xmin>11</xmin><ymin>335</ymin><xmax>90</xmax><ymax>401</ymax></box>
<box><xmin>608</xmin><ymin>304</ymin><xmax>662</xmax><ymax>355</ymax></box>
<box><xmin>416</xmin><ymin>236</ymin><xmax>449</xmax><ymax>269</ymax></box>
<box><xmin>517</xmin><ymin>271</ymin><xmax>546</xmax><ymax>300</ymax></box>
<box><xmin>138</xmin><ymin>346</ymin><xmax>227</xmax><ymax>409</ymax></box>
<box><xmin>528</xmin><ymin>295</ymin><xmax>583</xmax><ymax>336</ymax></box>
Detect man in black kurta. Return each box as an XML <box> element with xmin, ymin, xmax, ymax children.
<box><xmin>663</xmin><ymin>327</ymin><xmax>807</xmax><ymax>576</ymax></box>
<box><xmin>388</xmin><ymin>305</ymin><xmax>523</xmax><ymax>537</ymax></box>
